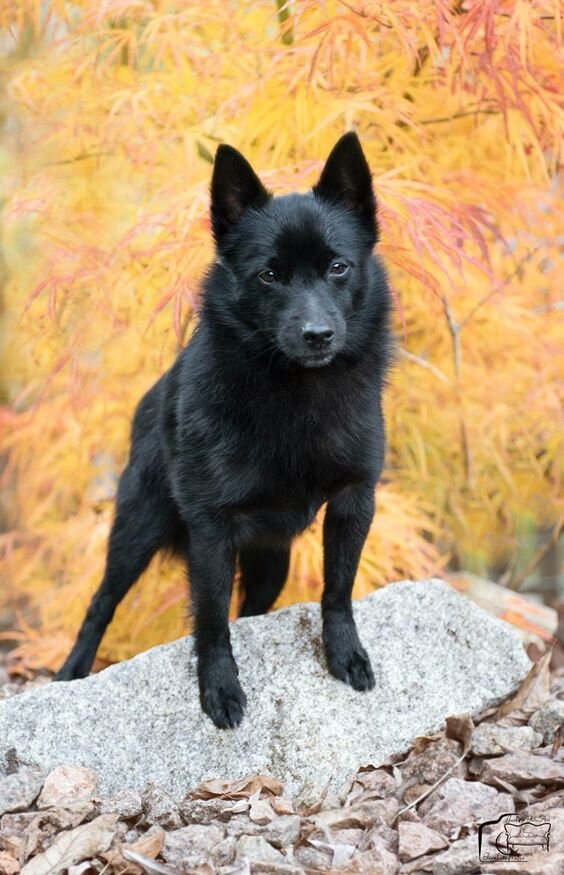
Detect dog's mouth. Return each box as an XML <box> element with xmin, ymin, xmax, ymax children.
<box><xmin>277</xmin><ymin>335</ymin><xmax>339</xmax><ymax>369</ymax></box>
<box><xmin>298</xmin><ymin>352</ymin><xmax>335</xmax><ymax>368</ymax></box>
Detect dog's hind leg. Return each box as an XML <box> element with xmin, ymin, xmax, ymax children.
<box><xmin>56</xmin><ymin>463</ymin><xmax>176</xmax><ymax>681</ymax></box>
<box><xmin>238</xmin><ymin>545</ymin><xmax>290</xmax><ymax>617</ymax></box>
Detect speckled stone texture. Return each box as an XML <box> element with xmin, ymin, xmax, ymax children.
<box><xmin>0</xmin><ymin>579</ymin><xmax>530</xmax><ymax>801</ymax></box>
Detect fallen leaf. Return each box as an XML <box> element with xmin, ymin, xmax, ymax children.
<box><xmin>20</xmin><ymin>804</ymin><xmax>95</xmax><ymax>864</ymax></box>
<box><xmin>411</xmin><ymin>733</ymin><xmax>442</xmax><ymax>754</ymax></box>
<box><xmin>189</xmin><ymin>774</ymin><xmax>283</xmax><ymax>800</ymax></box>
<box><xmin>103</xmin><ymin>827</ymin><xmax>165</xmax><ymax>875</ymax></box>
<box><xmin>445</xmin><ymin>713</ymin><xmax>474</xmax><ymax>754</ymax></box>
<box><xmin>270</xmin><ymin>796</ymin><xmax>294</xmax><ymax>816</ymax></box>
<box><xmin>20</xmin><ymin>813</ymin><xmax>118</xmax><ymax>875</ymax></box>
<box><xmin>129</xmin><ymin>831</ymin><xmax>165</xmax><ymax>859</ymax></box>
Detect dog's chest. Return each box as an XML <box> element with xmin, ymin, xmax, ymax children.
<box><xmin>268</xmin><ymin>390</ymin><xmax>369</xmax><ymax>475</ymax></box>
<box><xmin>226</xmin><ymin>415</ymin><xmax>369</xmax><ymax>546</ymax></box>
<box><xmin>197</xmin><ymin>370</ymin><xmax>379</xmax><ymax>544</ymax></box>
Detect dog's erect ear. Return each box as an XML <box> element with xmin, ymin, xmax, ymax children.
<box><xmin>313</xmin><ymin>132</ymin><xmax>377</xmax><ymax>244</ymax></box>
<box><xmin>211</xmin><ymin>145</ymin><xmax>270</xmax><ymax>247</ymax></box>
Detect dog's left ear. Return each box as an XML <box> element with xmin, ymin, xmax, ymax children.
<box><xmin>313</xmin><ymin>132</ymin><xmax>378</xmax><ymax>244</ymax></box>
<box><xmin>211</xmin><ymin>145</ymin><xmax>271</xmax><ymax>249</ymax></box>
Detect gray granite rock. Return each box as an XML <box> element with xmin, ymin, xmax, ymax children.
<box><xmin>350</xmin><ymin>835</ymin><xmax>399</xmax><ymax>874</ymax></box>
<box><xmin>0</xmin><ymin>767</ymin><xmax>44</xmax><ymax>816</ymax></box>
<box><xmin>236</xmin><ymin>834</ymin><xmax>285</xmax><ymax>864</ymax></box>
<box><xmin>162</xmin><ymin>823</ymin><xmax>225</xmax><ymax>868</ymax></box>
<box><xmin>529</xmin><ymin>698</ymin><xmax>564</xmax><ymax>744</ymax></box>
<box><xmin>0</xmin><ymin>579</ymin><xmax>530</xmax><ymax>801</ymax></box>
<box><xmin>224</xmin><ymin>812</ymin><xmax>301</xmax><ymax>848</ymax></box>
<box><xmin>398</xmin><ymin>821</ymin><xmax>447</xmax><ymax>861</ymax></box>
<box><xmin>431</xmin><ymin>834</ymin><xmax>477</xmax><ymax>875</ymax></box>
<box><xmin>471</xmin><ymin>722</ymin><xmax>543</xmax><ymax>755</ymax></box>
<box><xmin>419</xmin><ymin>777</ymin><xmax>514</xmax><ymax>836</ymax></box>
<box><xmin>98</xmin><ymin>789</ymin><xmax>144</xmax><ymax>819</ymax></box>
<box><xmin>478</xmin><ymin>750</ymin><xmax>564</xmax><ymax>787</ymax></box>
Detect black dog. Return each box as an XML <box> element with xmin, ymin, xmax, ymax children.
<box><xmin>57</xmin><ymin>132</ymin><xmax>392</xmax><ymax>729</ymax></box>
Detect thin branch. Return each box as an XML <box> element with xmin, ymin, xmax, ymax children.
<box><xmin>421</xmin><ymin>109</ymin><xmax>499</xmax><ymax>125</ymax></box>
<box><xmin>393</xmin><ymin>748</ymin><xmax>468</xmax><ymax>823</ymax></box>
<box><xmin>440</xmin><ymin>293</ymin><xmax>472</xmax><ymax>482</ymax></box>
<box><xmin>337</xmin><ymin>0</ymin><xmax>369</xmax><ymax>16</ymax></box>
<box><xmin>507</xmin><ymin>515</ymin><xmax>563</xmax><ymax>592</ymax></box>
<box><xmin>494</xmin><ymin>13</ymin><xmax>556</xmax><ymax>19</ymax></box>
<box><xmin>441</xmin><ymin>294</ymin><xmax>461</xmax><ymax>377</ymax></box>
<box><xmin>398</xmin><ymin>348</ymin><xmax>450</xmax><ymax>384</ymax></box>
<box><xmin>43</xmin><ymin>151</ymin><xmax>114</xmax><ymax>167</ymax></box>
<box><xmin>458</xmin><ymin>246</ymin><xmax>541</xmax><ymax>331</ymax></box>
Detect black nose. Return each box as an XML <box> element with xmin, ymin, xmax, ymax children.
<box><xmin>302</xmin><ymin>323</ymin><xmax>335</xmax><ymax>350</ymax></box>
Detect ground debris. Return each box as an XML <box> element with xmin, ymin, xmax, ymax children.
<box><xmin>1</xmin><ymin>654</ymin><xmax>563</xmax><ymax>875</ymax></box>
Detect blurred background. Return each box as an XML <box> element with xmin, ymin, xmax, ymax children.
<box><xmin>0</xmin><ymin>1</ymin><xmax>562</xmax><ymax>674</ymax></box>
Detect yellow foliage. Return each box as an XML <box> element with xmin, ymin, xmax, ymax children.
<box><xmin>0</xmin><ymin>0</ymin><xmax>562</xmax><ymax>670</ymax></box>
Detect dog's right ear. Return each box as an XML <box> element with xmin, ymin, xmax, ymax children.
<box><xmin>211</xmin><ymin>145</ymin><xmax>270</xmax><ymax>248</ymax></box>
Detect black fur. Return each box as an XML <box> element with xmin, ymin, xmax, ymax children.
<box><xmin>56</xmin><ymin>132</ymin><xmax>393</xmax><ymax>729</ymax></box>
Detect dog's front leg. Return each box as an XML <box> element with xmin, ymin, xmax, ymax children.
<box><xmin>322</xmin><ymin>483</ymin><xmax>376</xmax><ymax>691</ymax></box>
<box><xmin>188</xmin><ymin>529</ymin><xmax>247</xmax><ymax>729</ymax></box>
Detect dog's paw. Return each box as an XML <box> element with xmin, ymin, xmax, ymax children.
<box><xmin>199</xmin><ymin>662</ymin><xmax>247</xmax><ymax>729</ymax></box>
<box><xmin>324</xmin><ymin>630</ymin><xmax>376</xmax><ymax>691</ymax></box>
<box><xmin>323</xmin><ymin>613</ymin><xmax>376</xmax><ymax>692</ymax></box>
<box><xmin>346</xmin><ymin>647</ymin><xmax>375</xmax><ymax>691</ymax></box>
<box><xmin>325</xmin><ymin>642</ymin><xmax>375</xmax><ymax>692</ymax></box>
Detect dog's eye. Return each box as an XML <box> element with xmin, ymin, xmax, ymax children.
<box><xmin>258</xmin><ymin>270</ymin><xmax>277</xmax><ymax>284</ymax></box>
<box><xmin>329</xmin><ymin>262</ymin><xmax>349</xmax><ymax>276</ymax></box>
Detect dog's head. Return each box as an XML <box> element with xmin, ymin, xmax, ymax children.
<box><xmin>209</xmin><ymin>132</ymin><xmax>382</xmax><ymax>368</ymax></box>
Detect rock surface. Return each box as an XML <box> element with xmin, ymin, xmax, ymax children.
<box><xmin>470</xmin><ymin>721</ymin><xmax>543</xmax><ymax>755</ymax></box>
<box><xmin>0</xmin><ymin>579</ymin><xmax>530</xmax><ymax>801</ymax></box>
<box><xmin>478</xmin><ymin>750</ymin><xmax>564</xmax><ymax>787</ymax></box>
<box><xmin>0</xmin><ymin>767</ymin><xmax>44</xmax><ymax>817</ymax></box>
<box><xmin>398</xmin><ymin>820</ymin><xmax>447</xmax><ymax>860</ymax></box>
<box><xmin>529</xmin><ymin>697</ymin><xmax>564</xmax><ymax>743</ymax></box>
<box><xmin>37</xmin><ymin>765</ymin><xmax>97</xmax><ymax>809</ymax></box>
<box><xmin>419</xmin><ymin>776</ymin><xmax>514</xmax><ymax>835</ymax></box>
